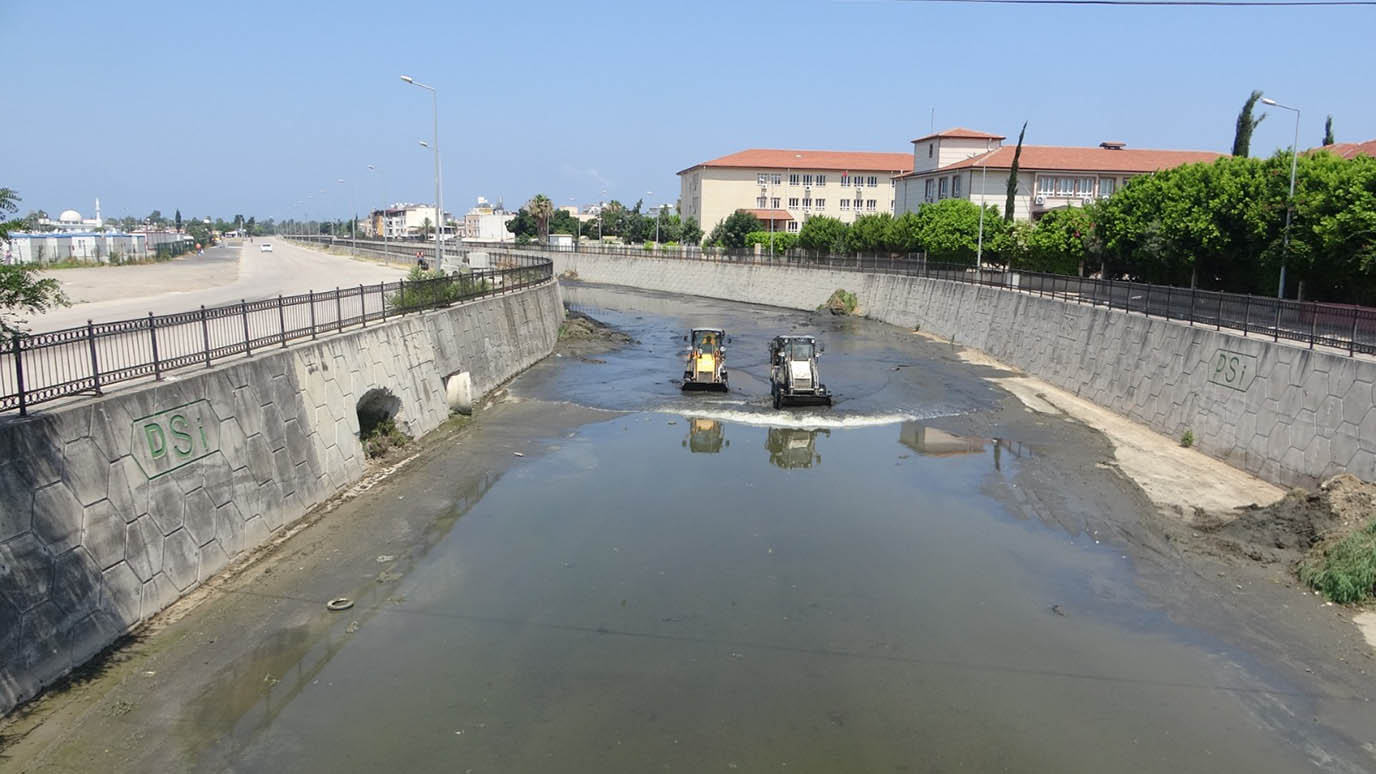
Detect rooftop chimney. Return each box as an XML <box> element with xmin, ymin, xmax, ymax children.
<box><xmin>1100</xmin><ymin>141</ymin><xmax>1126</xmax><ymax>150</ymax></box>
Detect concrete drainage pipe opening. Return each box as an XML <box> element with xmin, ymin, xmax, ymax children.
<box><xmin>356</xmin><ymin>387</ymin><xmax>409</xmax><ymax>458</ymax></box>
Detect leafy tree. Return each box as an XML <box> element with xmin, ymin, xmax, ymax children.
<box><xmin>186</xmin><ymin>220</ymin><xmax>213</xmax><ymax>247</ymax></box>
<box><xmin>550</xmin><ymin>208</ymin><xmax>581</xmax><ymax>237</ymax></box>
<box><xmin>745</xmin><ymin>231</ymin><xmax>798</xmax><ymax>253</ymax></box>
<box><xmin>846</xmin><ymin>213</ymin><xmax>895</xmax><ymax>253</ymax></box>
<box><xmin>1021</xmin><ymin>207</ymin><xmax>1097</xmax><ymax>274</ymax></box>
<box><xmin>0</xmin><ymin>188</ymin><xmax>68</xmax><ymax>335</ymax></box>
<box><xmin>704</xmin><ymin>210</ymin><xmax>762</xmax><ymax>248</ymax></box>
<box><xmin>1005</xmin><ymin>121</ymin><xmax>1027</xmax><ymax>222</ymax></box>
<box><xmin>506</xmin><ymin>209</ymin><xmax>538</xmax><ymax>238</ymax></box>
<box><xmin>174</xmin><ymin>209</ymin><xmax>182</xmax><ymax>232</ymax></box>
<box><xmin>796</xmin><ymin>216</ymin><xmax>850</xmax><ymax>253</ymax></box>
<box><xmin>1323</xmin><ymin>115</ymin><xmax>1335</xmax><ymax>146</ymax></box>
<box><xmin>886</xmin><ymin>212</ymin><xmax>924</xmax><ymax>253</ymax></box>
<box><xmin>705</xmin><ymin>211</ymin><xmax>760</xmax><ymax>248</ymax></box>
<box><xmin>526</xmin><ymin>194</ymin><xmax>554</xmax><ymax>243</ymax></box>
<box><xmin>679</xmin><ymin>217</ymin><xmax>703</xmax><ymax>246</ymax></box>
<box><xmin>419</xmin><ymin>217</ymin><xmax>433</xmax><ymax>238</ymax></box>
<box><xmin>1232</xmin><ymin>90</ymin><xmax>1267</xmax><ymax>158</ymax></box>
<box><xmin>912</xmin><ymin>199</ymin><xmax>1004</xmax><ymax>265</ymax></box>
<box><xmin>146</xmin><ymin>210</ymin><xmax>163</xmax><ymax>226</ymax></box>
<box><xmin>245</xmin><ymin>216</ymin><xmax>257</xmax><ymax>236</ymax></box>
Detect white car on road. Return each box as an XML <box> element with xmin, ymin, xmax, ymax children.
<box><xmin>260</xmin><ymin>243</ymin><xmax>273</xmax><ymax>252</ymax></box>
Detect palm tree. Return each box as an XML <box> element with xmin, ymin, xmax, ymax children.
<box><xmin>526</xmin><ymin>194</ymin><xmax>554</xmax><ymax>243</ymax></box>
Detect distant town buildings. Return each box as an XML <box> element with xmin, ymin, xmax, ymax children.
<box><xmin>367</xmin><ymin>204</ymin><xmax>453</xmax><ymax>240</ymax></box>
<box><xmin>677</xmin><ymin>149</ymin><xmax>914</xmax><ymax>233</ymax></box>
<box><xmin>893</xmin><ymin>128</ymin><xmax>1225</xmax><ymax>221</ymax></box>
<box><xmin>462</xmin><ymin>197</ymin><xmax>516</xmax><ymax>242</ymax></box>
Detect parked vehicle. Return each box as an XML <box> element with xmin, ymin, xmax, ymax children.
<box><xmin>259</xmin><ymin>243</ymin><xmax>273</xmax><ymax>253</ymax></box>
<box><xmin>769</xmin><ymin>335</ymin><xmax>831</xmax><ymax>408</ymax></box>
<box><xmin>681</xmin><ymin>328</ymin><xmax>729</xmax><ymax>391</ymax></box>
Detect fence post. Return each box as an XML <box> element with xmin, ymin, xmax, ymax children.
<box><xmin>1348</xmin><ymin>305</ymin><xmax>1359</xmax><ymax>358</ymax></box>
<box><xmin>1164</xmin><ymin>286</ymin><xmax>1171</xmax><ymax>321</ymax></box>
<box><xmin>1144</xmin><ymin>283</ymin><xmax>1152</xmax><ymax>317</ymax></box>
<box><xmin>278</xmin><ymin>295</ymin><xmax>287</xmax><ymax>347</ymax></box>
<box><xmin>1309</xmin><ymin>302</ymin><xmax>1317</xmax><ymax>349</ymax></box>
<box><xmin>360</xmin><ymin>284</ymin><xmax>367</xmax><ymax>327</ymax></box>
<box><xmin>380</xmin><ymin>282</ymin><xmax>387</xmax><ymax>321</ymax></box>
<box><xmin>308</xmin><ymin>290</ymin><xmax>317</xmax><ymax>339</ymax></box>
<box><xmin>1188</xmin><ymin>288</ymin><xmax>1196</xmax><ymax>326</ymax></box>
<box><xmin>1241</xmin><ymin>295</ymin><xmax>1250</xmax><ymax>336</ymax></box>
<box><xmin>1274</xmin><ymin>301</ymin><xmax>1282</xmax><ymax>342</ymax></box>
<box><xmin>1216</xmin><ymin>292</ymin><xmax>1224</xmax><ymax>331</ymax></box>
<box><xmin>241</xmin><ymin>300</ymin><xmax>252</xmax><ymax>356</ymax></box>
<box><xmin>200</xmin><ymin>306</ymin><xmax>212</xmax><ymax>366</ymax></box>
<box><xmin>86</xmin><ymin>320</ymin><xmax>102</xmax><ymax>394</ymax></box>
<box><xmin>13</xmin><ymin>335</ymin><xmax>27</xmax><ymax>417</ymax></box>
<box><xmin>336</xmin><ymin>288</ymin><xmax>343</xmax><ymax>332</ymax></box>
<box><xmin>149</xmin><ymin>312</ymin><xmax>162</xmax><ymax>380</ymax></box>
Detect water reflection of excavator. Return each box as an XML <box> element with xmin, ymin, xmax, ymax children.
<box><xmin>682</xmin><ymin>417</ymin><xmax>728</xmax><ymax>453</ymax></box>
<box><xmin>765</xmin><ymin>427</ymin><xmax>828</xmax><ymax>469</ymax></box>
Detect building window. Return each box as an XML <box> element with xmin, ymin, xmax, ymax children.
<box><xmin>788</xmin><ymin>197</ymin><xmax>799</xmax><ymax>207</ymax></box>
<box><xmin>757</xmin><ymin>173</ymin><xmax>768</xmax><ymax>185</ymax></box>
<box><xmin>771</xmin><ymin>197</ymin><xmax>780</xmax><ymax>208</ymax></box>
<box><xmin>840</xmin><ymin>174</ymin><xmax>850</xmax><ymax>186</ymax></box>
<box><xmin>952</xmin><ymin>174</ymin><xmax>962</xmax><ymax>197</ymax></box>
<box><xmin>866</xmin><ymin>199</ymin><xmax>877</xmax><ymax>211</ymax></box>
<box><xmin>928</xmin><ymin>143</ymin><xmax>934</xmax><ymax>158</ymax></box>
<box><xmin>802</xmin><ymin>198</ymin><xmax>812</xmax><ymax>209</ymax></box>
<box><xmin>939</xmin><ymin>178</ymin><xmax>949</xmax><ymax>199</ymax></box>
<box><xmin>867</xmin><ymin>176</ymin><xmax>879</xmax><ymax>187</ymax></box>
<box><xmin>814</xmin><ymin>198</ymin><xmax>825</xmax><ymax>209</ymax></box>
<box><xmin>787</xmin><ymin>221</ymin><xmax>799</xmax><ymax>233</ymax></box>
<box><xmin>1098</xmin><ymin>177</ymin><xmax>1115</xmax><ymax>196</ymax></box>
<box><xmin>815</xmin><ymin>175</ymin><xmax>826</xmax><ymax>186</ymax></box>
<box><xmin>1036</xmin><ymin>176</ymin><xmax>1056</xmax><ymax>195</ymax></box>
<box><xmin>840</xmin><ymin>199</ymin><xmax>850</xmax><ymax>210</ymax></box>
<box><xmin>802</xmin><ymin>174</ymin><xmax>813</xmax><ymax>186</ymax></box>
<box><xmin>789</xmin><ymin>173</ymin><xmax>800</xmax><ymax>185</ymax></box>
<box><xmin>924</xmin><ymin>180</ymin><xmax>935</xmax><ymax>202</ymax></box>
<box><xmin>756</xmin><ymin>196</ymin><xmax>767</xmax><ymax>207</ymax></box>
<box><xmin>771</xmin><ymin>173</ymin><xmax>782</xmax><ymax>185</ymax></box>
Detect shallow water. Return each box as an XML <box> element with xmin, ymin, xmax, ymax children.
<box><xmin>174</xmin><ymin>284</ymin><xmax>1356</xmax><ymax>773</ymax></box>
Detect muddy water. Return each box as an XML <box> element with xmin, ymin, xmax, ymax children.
<box><xmin>174</xmin><ymin>284</ymin><xmax>1363</xmax><ymax>772</ymax></box>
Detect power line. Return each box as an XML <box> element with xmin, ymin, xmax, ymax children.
<box><xmin>894</xmin><ymin>0</ymin><xmax>1375</xmax><ymax>6</ymax></box>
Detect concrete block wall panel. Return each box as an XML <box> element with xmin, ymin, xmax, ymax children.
<box><xmin>0</xmin><ymin>281</ymin><xmax>560</xmax><ymax>715</ymax></box>
<box><xmin>533</xmin><ymin>248</ymin><xmax>1375</xmax><ymax>487</ymax></box>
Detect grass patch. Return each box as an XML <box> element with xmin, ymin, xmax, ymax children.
<box><xmin>1180</xmin><ymin>429</ymin><xmax>1195</xmax><ymax>448</ymax></box>
<box><xmin>361</xmin><ymin>418</ymin><xmax>411</xmax><ymax>458</ymax></box>
<box><xmin>1299</xmin><ymin>518</ymin><xmax>1376</xmax><ymax>603</ymax></box>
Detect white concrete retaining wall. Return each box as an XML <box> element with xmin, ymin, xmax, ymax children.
<box><xmin>542</xmin><ymin>249</ymin><xmax>1376</xmax><ymax>488</ymax></box>
<box><xmin>0</xmin><ymin>281</ymin><xmax>562</xmax><ymax>714</ymax></box>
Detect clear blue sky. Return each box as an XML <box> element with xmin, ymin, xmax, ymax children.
<box><xmin>5</xmin><ymin>0</ymin><xmax>1373</xmax><ymax>223</ymax></box>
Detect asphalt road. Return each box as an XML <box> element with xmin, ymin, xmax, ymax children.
<box><xmin>27</xmin><ymin>239</ymin><xmax>406</xmax><ymax>333</ymax></box>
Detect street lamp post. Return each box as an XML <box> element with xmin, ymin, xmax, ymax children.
<box><xmin>368</xmin><ymin>164</ymin><xmax>388</xmax><ymax>258</ymax></box>
<box><xmin>401</xmin><ymin>75</ymin><xmax>443</xmax><ymax>268</ymax></box>
<box><xmin>647</xmin><ymin>191</ymin><xmax>655</xmax><ymax>245</ymax></box>
<box><xmin>338</xmin><ymin>178</ymin><xmax>356</xmax><ymax>256</ymax></box>
<box><xmin>1261</xmin><ymin>97</ymin><xmax>1301</xmax><ymax>299</ymax></box>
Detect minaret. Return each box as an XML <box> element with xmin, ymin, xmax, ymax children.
<box><xmin>94</xmin><ymin>198</ymin><xmax>102</xmax><ymax>228</ymax></box>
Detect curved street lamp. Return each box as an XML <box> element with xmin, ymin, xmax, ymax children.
<box><xmin>1261</xmin><ymin>97</ymin><xmax>1301</xmax><ymax>299</ymax></box>
<box><xmin>401</xmin><ymin>75</ymin><xmax>443</xmax><ymax>266</ymax></box>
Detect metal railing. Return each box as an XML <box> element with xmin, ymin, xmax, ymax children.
<box><xmin>1</xmin><ymin>254</ymin><xmax>553</xmax><ymax>415</ymax></box>
<box><xmin>287</xmin><ymin>235</ymin><xmax>1376</xmax><ymax>357</ymax></box>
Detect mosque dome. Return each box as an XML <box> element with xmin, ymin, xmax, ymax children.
<box><xmin>58</xmin><ymin>209</ymin><xmax>82</xmax><ymax>223</ymax></box>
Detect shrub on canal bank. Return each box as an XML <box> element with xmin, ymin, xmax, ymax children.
<box><xmin>1300</xmin><ymin>517</ymin><xmax>1376</xmax><ymax>604</ymax></box>
<box><xmin>361</xmin><ymin>418</ymin><xmax>411</xmax><ymax>458</ymax></box>
<box><xmin>821</xmin><ymin>288</ymin><xmax>858</xmax><ymax>315</ymax></box>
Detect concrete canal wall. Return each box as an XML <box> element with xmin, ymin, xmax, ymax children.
<box><xmin>0</xmin><ymin>281</ymin><xmax>562</xmax><ymax>715</ymax></box>
<box><xmin>541</xmin><ymin>249</ymin><xmax>1376</xmax><ymax>489</ymax></box>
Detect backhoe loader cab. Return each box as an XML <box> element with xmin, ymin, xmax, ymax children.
<box><xmin>681</xmin><ymin>328</ymin><xmax>729</xmax><ymax>391</ymax></box>
<box><xmin>769</xmin><ymin>335</ymin><xmax>832</xmax><ymax>408</ymax></box>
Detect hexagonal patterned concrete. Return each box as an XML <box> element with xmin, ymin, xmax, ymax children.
<box><xmin>0</xmin><ymin>534</ymin><xmax>54</xmax><ymax>612</ymax></box>
<box><xmin>81</xmin><ymin>499</ymin><xmax>126</xmax><ymax>570</ymax></box>
<box><xmin>31</xmin><ymin>483</ymin><xmax>84</xmax><ymax>554</ymax></box>
<box><xmin>124</xmin><ymin>517</ymin><xmax>164</xmax><ymax>582</ymax></box>
<box><xmin>161</xmin><ymin>530</ymin><xmax>199</xmax><ymax>592</ymax></box>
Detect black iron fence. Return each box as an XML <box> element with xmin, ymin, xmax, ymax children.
<box><xmin>1</xmin><ymin>255</ymin><xmax>553</xmax><ymax>415</ymax></box>
<box><xmin>287</xmin><ymin>235</ymin><xmax>1376</xmax><ymax>357</ymax></box>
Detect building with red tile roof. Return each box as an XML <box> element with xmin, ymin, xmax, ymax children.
<box><xmin>1314</xmin><ymin>139</ymin><xmax>1376</xmax><ymax>160</ymax></box>
<box><xmin>895</xmin><ymin>128</ymin><xmax>1225</xmax><ymax>221</ymax></box>
<box><xmin>678</xmin><ymin>149</ymin><xmax>912</xmax><ymax>233</ymax></box>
